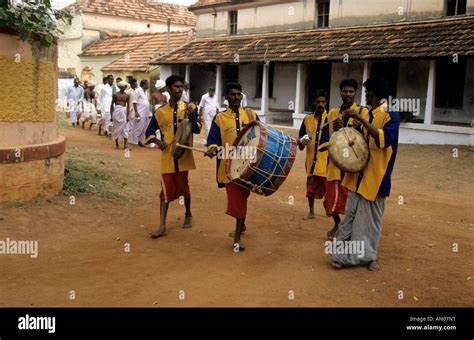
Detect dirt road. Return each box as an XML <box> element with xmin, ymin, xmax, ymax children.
<box><xmin>1</xmin><ymin>121</ymin><xmax>473</xmax><ymax>307</ymax></box>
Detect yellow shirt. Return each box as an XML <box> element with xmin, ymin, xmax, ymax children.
<box><xmin>298</xmin><ymin>111</ymin><xmax>328</xmax><ymax>177</ymax></box>
<box><xmin>322</xmin><ymin>103</ymin><xmax>369</xmax><ymax>181</ymax></box>
<box><xmin>146</xmin><ymin>100</ymin><xmax>197</xmax><ymax>174</ymax></box>
<box><xmin>206</xmin><ymin>107</ymin><xmax>258</xmax><ymax>185</ymax></box>
<box><xmin>342</xmin><ymin>103</ymin><xmax>400</xmax><ymax>201</ymax></box>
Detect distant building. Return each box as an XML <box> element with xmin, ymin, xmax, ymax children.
<box><xmin>58</xmin><ymin>0</ymin><xmax>196</xmax><ymax>83</ymax></box>
<box><xmin>151</xmin><ymin>0</ymin><xmax>474</xmax><ymax>145</ymax></box>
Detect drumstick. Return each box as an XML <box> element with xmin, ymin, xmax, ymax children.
<box><xmin>175</xmin><ymin>143</ymin><xmax>208</xmax><ymax>154</ymax></box>
<box><xmin>321</xmin><ymin>114</ymin><xmax>343</xmax><ymax>128</ymax></box>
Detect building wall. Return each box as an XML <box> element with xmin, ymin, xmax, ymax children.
<box><xmin>434</xmin><ymin>58</ymin><xmax>474</xmax><ymax>124</ymax></box>
<box><xmin>329</xmin><ymin>62</ymin><xmax>364</xmax><ymax>109</ymax></box>
<box><xmin>80</xmin><ymin>55</ymin><xmax>124</xmax><ymax>84</ymax></box>
<box><xmin>57</xmin><ymin>13</ymin><xmax>83</xmax><ymax>76</ymax></box>
<box><xmin>396</xmin><ymin>60</ymin><xmax>429</xmax><ymax>120</ymax></box>
<box><xmin>469</xmin><ymin>0</ymin><xmax>474</xmax><ymax>13</ymax></box>
<box><xmin>82</xmin><ymin>13</ymin><xmax>191</xmax><ymax>34</ymax></box>
<box><xmin>194</xmin><ymin>0</ymin><xmax>462</xmax><ymax>37</ymax></box>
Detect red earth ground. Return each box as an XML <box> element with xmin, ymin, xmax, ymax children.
<box><xmin>0</xmin><ymin>120</ymin><xmax>473</xmax><ymax>307</ymax></box>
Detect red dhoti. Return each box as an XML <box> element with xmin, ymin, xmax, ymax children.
<box><xmin>306</xmin><ymin>175</ymin><xmax>326</xmax><ymax>199</ymax></box>
<box><xmin>160</xmin><ymin>171</ymin><xmax>190</xmax><ymax>202</ymax></box>
<box><xmin>323</xmin><ymin>180</ymin><xmax>348</xmax><ymax>216</ymax></box>
<box><xmin>225</xmin><ymin>182</ymin><xmax>250</xmax><ymax>219</ymax></box>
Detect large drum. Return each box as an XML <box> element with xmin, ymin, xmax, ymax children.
<box><xmin>226</xmin><ymin>121</ymin><xmax>297</xmax><ymax>196</ymax></box>
<box><xmin>172</xmin><ymin>118</ymin><xmax>192</xmax><ymax>159</ymax></box>
<box><xmin>328</xmin><ymin>127</ymin><xmax>369</xmax><ymax>173</ymax></box>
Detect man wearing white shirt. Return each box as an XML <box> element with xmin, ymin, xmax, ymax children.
<box><xmin>66</xmin><ymin>77</ymin><xmax>84</xmax><ymax>127</ymax></box>
<box><xmin>130</xmin><ymin>79</ymin><xmax>151</xmax><ymax>147</ymax></box>
<box><xmin>182</xmin><ymin>81</ymin><xmax>190</xmax><ymax>103</ymax></box>
<box><xmin>199</xmin><ymin>87</ymin><xmax>220</xmax><ymax>136</ymax></box>
<box><xmin>98</xmin><ymin>74</ymin><xmax>114</xmax><ymax>136</ymax></box>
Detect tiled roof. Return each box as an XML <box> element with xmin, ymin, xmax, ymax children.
<box><xmin>150</xmin><ymin>16</ymin><xmax>474</xmax><ymax>64</ymax></box>
<box><xmin>80</xmin><ymin>33</ymin><xmax>156</xmax><ymax>56</ymax></box>
<box><xmin>102</xmin><ymin>31</ymin><xmax>195</xmax><ymax>72</ymax></box>
<box><xmin>66</xmin><ymin>0</ymin><xmax>196</xmax><ymax>26</ymax></box>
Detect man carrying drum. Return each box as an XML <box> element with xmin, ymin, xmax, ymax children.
<box><xmin>319</xmin><ymin>79</ymin><xmax>370</xmax><ymax>240</ymax></box>
<box><xmin>204</xmin><ymin>82</ymin><xmax>259</xmax><ymax>252</ymax></box>
<box><xmin>298</xmin><ymin>90</ymin><xmax>329</xmax><ymax>221</ymax></box>
<box><xmin>331</xmin><ymin>78</ymin><xmax>400</xmax><ymax>271</ymax></box>
<box><xmin>144</xmin><ymin>75</ymin><xmax>202</xmax><ymax>238</ymax></box>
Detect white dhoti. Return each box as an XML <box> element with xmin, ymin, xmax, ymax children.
<box><xmin>98</xmin><ymin>110</ymin><xmax>111</xmax><ymax>132</ymax></box>
<box><xmin>69</xmin><ymin>101</ymin><xmax>82</xmax><ymax>124</ymax></box>
<box><xmin>130</xmin><ymin>103</ymin><xmax>150</xmax><ymax>145</ymax></box>
<box><xmin>112</xmin><ymin>105</ymin><xmax>128</xmax><ymax>140</ymax></box>
<box><xmin>84</xmin><ymin>101</ymin><xmax>97</xmax><ymax>123</ymax></box>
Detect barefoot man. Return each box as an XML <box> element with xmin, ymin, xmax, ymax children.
<box><xmin>98</xmin><ymin>74</ymin><xmax>114</xmax><ymax>136</ymax></box>
<box><xmin>130</xmin><ymin>79</ymin><xmax>150</xmax><ymax>147</ymax></box>
<box><xmin>204</xmin><ymin>82</ymin><xmax>259</xmax><ymax>251</ymax></box>
<box><xmin>82</xmin><ymin>80</ymin><xmax>97</xmax><ymax>130</ymax></box>
<box><xmin>145</xmin><ymin>75</ymin><xmax>201</xmax><ymax>238</ymax></box>
<box><xmin>151</xmin><ymin>79</ymin><xmax>169</xmax><ymax>112</ymax></box>
<box><xmin>319</xmin><ymin>79</ymin><xmax>369</xmax><ymax>239</ymax></box>
<box><xmin>298</xmin><ymin>90</ymin><xmax>329</xmax><ymax>220</ymax></box>
<box><xmin>110</xmin><ymin>80</ymin><xmax>130</xmax><ymax>149</ymax></box>
<box><xmin>66</xmin><ymin>77</ymin><xmax>84</xmax><ymax>127</ymax></box>
<box><xmin>330</xmin><ymin>78</ymin><xmax>400</xmax><ymax>271</ymax></box>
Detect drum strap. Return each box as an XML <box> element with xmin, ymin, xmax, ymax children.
<box><xmin>244</xmin><ymin>108</ymin><xmax>255</xmax><ymax>123</ymax></box>
<box><xmin>355</xmin><ymin>110</ymin><xmax>374</xmax><ymax>191</ymax></box>
<box><xmin>173</xmin><ymin>104</ymin><xmax>179</xmax><ymax>173</ymax></box>
<box><xmin>309</xmin><ymin>115</ymin><xmax>323</xmax><ymax>175</ymax></box>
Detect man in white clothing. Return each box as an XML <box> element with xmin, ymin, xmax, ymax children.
<box><xmin>198</xmin><ymin>87</ymin><xmax>219</xmax><ymax>136</ymax></box>
<box><xmin>130</xmin><ymin>79</ymin><xmax>151</xmax><ymax>147</ymax></box>
<box><xmin>98</xmin><ymin>74</ymin><xmax>114</xmax><ymax>136</ymax></box>
<box><xmin>66</xmin><ymin>77</ymin><xmax>84</xmax><ymax>127</ymax></box>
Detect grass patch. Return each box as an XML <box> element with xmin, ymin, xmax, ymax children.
<box><xmin>63</xmin><ymin>151</ymin><xmax>131</xmax><ymax>200</ymax></box>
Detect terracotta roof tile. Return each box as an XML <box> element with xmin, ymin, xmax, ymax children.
<box><xmin>102</xmin><ymin>31</ymin><xmax>195</xmax><ymax>72</ymax></box>
<box><xmin>66</xmin><ymin>0</ymin><xmax>196</xmax><ymax>26</ymax></box>
<box><xmin>150</xmin><ymin>17</ymin><xmax>474</xmax><ymax>64</ymax></box>
<box><xmin>80</xmin><ymin>33</ymin><xmax>158</xmax><ymax>56</ymax></box>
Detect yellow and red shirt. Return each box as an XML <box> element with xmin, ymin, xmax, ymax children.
<box><xmin>145</xmin><ymin>100</ymin><xmax>198</xmax><ymax>174</ymax></box>
<box><xmin>341</xmin><ymin>103</ymin><xmax>400</xmax><ymax>201</ymax></box>
<box><xmin>298</xmin><ymin>111</ymin><xmax>328</xmax><ymax>177</ymax></box>
<box><xmin>206</xmin><ymin>107</ymin><xmax>259</xmax><ymax>186</ymax></box>
<box><xmin>320</xmin><ymin>103</ymin><xmax>370</xmax><ymax>181</ymax></box>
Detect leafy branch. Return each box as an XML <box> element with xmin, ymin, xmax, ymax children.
<box><xmin>0</xmin><ymin>0</ymin><xmax>72</xmax><ymax>47</ymax></box>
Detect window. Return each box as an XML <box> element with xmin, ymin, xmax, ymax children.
<box><xmin>316</xmin><ymin>0</ymin><xmax>330</xmax><ymax>28</ymax></box>
<box><xmin>435</xmin><ymin>58</ymin><xmax>466</xmax><ymax>108</ymax></box>
<box><xmin>370</xmin><ymin>61</ymin><xmax>399</xmax><ymax>100</ymax></box>
<box><xmin>306</xmin><ymin>63</ymin><xmax>331</xmax><ymax>111</ymax></box>
<box><xmin>222</xmin><ymin>65</ymin><xmax>239</xmax><ymax>87</ymax></box>
<box><xmin>229</xmin><ymin>11</ymin><xmax>238</xmax><ymax>35</ymax></box>
<box><xmin>446</xmin><ymin>0</ymin><xmax>467</xmax><ymax>16</ymax></box>
<box><xmin>256</xmin><ymin>63</ymin><xmax>274</xmax><ymax>98</ymax></box>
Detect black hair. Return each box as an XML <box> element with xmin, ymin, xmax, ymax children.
<box><xmin>116</xmin><ymin>77</ymin><xmax>122</xmax><ymax>82</ymax></box>
<box><xmin>224</xmin><ymin>82</ymin><xmax>242</xmax><ymax>95</ymax></box>
<box><xmin>165</xmin><ymin>74</ymin><xmax>185</xmax><ymax>88</ymax></box>
<box><xmin>312</xmin><ymin>89</ymin><xmax>328</xmax><ymax>100</ymax></box>
<box><xmin>363</xmin><ymin>78</ymin><xmax>387</xmax><ymax>100</ymax></box>
<box><xmin>130</xmin><ymin>78</ymin><xmax>138</xmax><ymax>86</ymax></box>
<box><xmin>102</xmin><ymin>76</ymin><xmax>107</xmax><ymax>83</ymax></box>
<box><xmin>209</xmin><ymin>87</ymin><xmax>215</xmax><ymax>91</ymax></box>
<box><xmin>140</xmin><ymin>79</ymin><xmax>148</xmax><ymax>87</ymax></box>
<box><xmin>106</xmin><ymin>74</ymin><xmax>113</xmax><ymax>78</ymax></box>
<box><xmin>339</xmin><ymin>78</ymin><xmax>358</xmax><ymax>91</ymax></box>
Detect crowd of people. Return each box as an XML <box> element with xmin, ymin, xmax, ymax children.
<box><xmin>66</xmin><ymin>73</ymin><xmax>400</xmax><ymax>272</ymax></box>
<box><xmin>65</xmin><ymin>74</ymin><xmax>221</xmax><ymax>148</ymax></box>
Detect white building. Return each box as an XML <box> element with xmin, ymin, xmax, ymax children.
<box><xmin>152</xmin><ymin>0</ymin><xmax>474</xmax><ymax>145</ymax></box>
<box><xmin>57</xmin><ymin>0</ymin><xmax>196</xmax><ymax>83</ymax></box>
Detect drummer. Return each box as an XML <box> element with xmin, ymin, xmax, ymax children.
<box><xmin>298</xmin><ymin>90</ymin><xmax>329</xmax><ymax>221</ymax></box>
<box><xmin>331</xmin><ymin>77</ymin><xmax>400</xmax><ymax>271</ymax></box>
<box><xmin>144</xmin><ymin>75</ymin><xmax>202</xmax><ymax>238</ymax></box>
<box><xmin>204</xmin><ymin>82</ymin><xmax>259</xmax><ymax>252</ymax></box>
<box><xmin>319</xmin><ymin>79</ymin><xmax>369</xmax><ymax>240</ymax></box>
